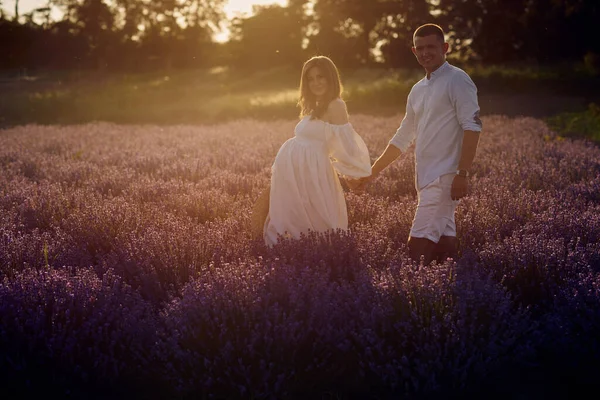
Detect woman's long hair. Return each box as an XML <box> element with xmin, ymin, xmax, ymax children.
<box><xmin>298</xmin><ymin>56</ymin><xmax>343</xmax><ymax>119</ymax></box>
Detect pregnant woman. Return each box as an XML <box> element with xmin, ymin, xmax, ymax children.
<box><xmin>261</xmin><ymin>56</ymin><xmax>371</xmax><ymax>246</ymax></box>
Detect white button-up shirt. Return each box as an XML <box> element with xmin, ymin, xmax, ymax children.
<box><xmin>389</xmin><ymin>61</ymin><xmax>482</xmax><ymax>190</ymax></box>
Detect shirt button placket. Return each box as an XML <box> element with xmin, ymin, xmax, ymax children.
<box><xmin>424</xmin><ymin>81</ymin><xmax>431</xmax><ymax>116</ymax></box>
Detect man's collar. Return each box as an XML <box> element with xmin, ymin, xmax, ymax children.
<box><xmin>427</xmin><ymin>61</ymin><xmax>450</xmax><ymax>80</ymax></box>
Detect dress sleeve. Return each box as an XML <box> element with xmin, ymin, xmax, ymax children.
<box><xmin>325</xmin><ymin>122</ymin><xmax>372</xmax><ymax>178</ymax></box>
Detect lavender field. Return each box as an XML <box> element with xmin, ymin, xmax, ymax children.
<box><xmin>1</xmin><ymin>115</ymin><xmax>599</xmax><ymax>399</ymax></box>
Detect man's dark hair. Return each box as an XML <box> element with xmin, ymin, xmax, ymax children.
<box><xmin>413</xmin><ymin>23</ymin><xmax>445</xmax><ymax>42</ymax></box>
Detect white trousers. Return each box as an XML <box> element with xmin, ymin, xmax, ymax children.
<box><xmin>409</xmin><ymin>173</ymin><xmax>459</xmax><ymax>243</ymax></box>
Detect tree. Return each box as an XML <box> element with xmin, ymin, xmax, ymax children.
<box><xmin>305</xmin><ymin>0</ymin><xmax>366</xmax><ymax>66</ymax></box>
<box><xmin>74</xmin><ymin>0</ymin><xmax>116</xmax><ymax>69</ymax></box>
<box><xmin>436</xmin><ymin>0</ymin><xmax>600</xmax><ymax>64</ymax></box>
<box><xmin>305</xmin><ymin>0</ymin><xmax>433</xmax><ymax>67</ymax></box>
<box><xmin>228</xmin><ymin>2</ymin><xmax>308</xmax><ymax>69</ymax></box>
<box><xmin>373</xmin><ymin>0</ymin><xmax>433</xmax><ymax>67</ymax></box>
<box><xmin>520</xmin><ymin>0</ymin><xmax>599</xmax><ymax>63</ymax></box>
<box><xmin>134</xmin><ymin>0</ymin><xmax>227</xmax><ymax>69</ymax></box>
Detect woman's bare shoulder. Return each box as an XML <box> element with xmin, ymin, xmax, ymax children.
<box><xmin>324</xmin><ymin>98</ymin><xmax>349</xmax><ymax>124</ymax></box>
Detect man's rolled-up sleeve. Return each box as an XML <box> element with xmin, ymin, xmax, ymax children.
<box><xmin>389</xmin><ymin>96</ymin><xmax>416</xmax><ymax>151</ymax></box>
<box><xmin>450</xmin><ymin>72</ymin><xmax>482</xmax><ymax>132</ymax></box>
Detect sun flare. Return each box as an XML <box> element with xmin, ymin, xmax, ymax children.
<box><xmin>224</xmin><ymin>0</ymin><xmax>288</xmax><ymax>17</ymax></box>
<box><xmin>215</xmin><ymin>0</ymin><xmax>288</xmax><ymax>42</ymax></box>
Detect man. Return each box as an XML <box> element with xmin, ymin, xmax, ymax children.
<box><xmin>355</xmin><ymin>23</ymin><xmax>482</xmax><ymax>265</ymax></box>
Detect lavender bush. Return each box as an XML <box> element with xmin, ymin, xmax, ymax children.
<box><xmin>0</xmin><ymin>115</ymin><xmax>598</xmax><ymax>398</ymax></box>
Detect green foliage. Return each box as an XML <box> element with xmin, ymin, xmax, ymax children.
<box><xmin>228</xmin><ymin>4</ymin><xmax>306</xmax><ymax>69</ymax></box>
<box><xmin>2</xmin><ymin>0</ymin><xmax>598</xmax><ymax>70</ymax></box>
<box><xmin>2</xmin><ymin>63</ymin><xmax>599</xmax><ymax>147</ymax></box>
<box><xmin>464</xmin><ymin>63</ymin><xmax>600</xmax><ymax>94</ymax></box>
<box><xmin>443</xmin><ymin>0</ymin><xmax>600</xmax><ymax>64</ymax></box>
<box><xmin>546</xmin><ymin>103</ymin><xmax>600</xmax><ymax>142</ymax></box>
<box><xmin>0</xmin><ymin>66</ymin><xmax>417</xmax><ymax>126</ymax></box>
<box><xmin>342</xmin><ymin>68</ymin><xmax>419</xmax><ymax>113</ymax></box>
<box><xmin>466</xmin><ymin>64</ymin><xmax>561</xmax><ymax>80</ymax></box>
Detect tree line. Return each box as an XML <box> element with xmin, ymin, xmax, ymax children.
<box><xmin>1</xmin><ymin>0</ymin><xmax>598</xmax><ymax>72</ymax></box>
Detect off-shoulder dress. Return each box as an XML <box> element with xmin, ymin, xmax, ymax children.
<box><xmin>264</xmin><ymin>115</ymin><xmax>371</xmax><ymax>246</ymax></box>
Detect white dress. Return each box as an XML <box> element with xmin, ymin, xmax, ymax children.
<box><xmin>264</xmin><ymin>116</ymin><xmax>371</xmax><ymax>246</ymax></box>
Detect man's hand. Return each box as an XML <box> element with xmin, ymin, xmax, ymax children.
<box><xmin>451</xmin><ymin>175</ymin><xmax>468</xmax><ymax>200</ymax></box>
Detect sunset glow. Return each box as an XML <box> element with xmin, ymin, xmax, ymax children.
<box><xmin>4</xmin><ymin>0</ymin><xmax>288</xmax><ymax>16</ymax></box>
<box><xmin>2</xmin><ymin>0</ymin><xmax>288</xmax><ymax>42</ymax></box>
<box><xmin>217</xmin><ymin>0</ymin><xmax>288</xmax><ymax>42</ymax></box>
<box><xmin>224</xmin><ymin>0</ymin><xmax>288</xmax><ymax>17</ymax></box>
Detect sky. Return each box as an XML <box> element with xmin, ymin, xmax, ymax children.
<box><xmin>1</xmin><ymin>0</ymin><xmax>288</xmax><ymax>41</ymax></box>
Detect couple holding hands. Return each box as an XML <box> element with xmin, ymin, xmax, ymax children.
<box><xmin>256</xmin><ymin>24</ymin><xmax>482</xmax><ymax>266</ymax></box>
